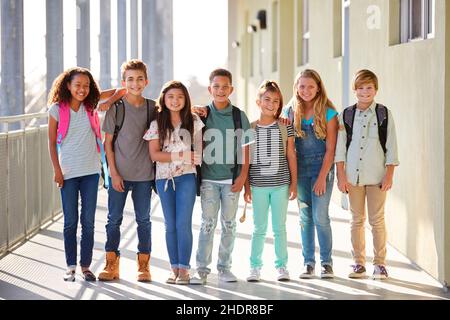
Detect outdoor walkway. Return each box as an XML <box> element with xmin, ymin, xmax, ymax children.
<box><xmin>0</xmin><ymin>189</ymin><xmax>448</xmax><ymax>300</ymax></box>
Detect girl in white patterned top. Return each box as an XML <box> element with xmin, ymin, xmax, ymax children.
<box><xmin>143</xmin><ymin>80</ymin><xmax>203</xmax><ymax>285</ymax></box>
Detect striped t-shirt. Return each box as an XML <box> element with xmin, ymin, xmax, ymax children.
<box><xmin>49</xmin><ymin>103</ymin><xmax>100</xmax><ymax>180</ymax></box>
<box><xmin>249</xmin><ymin>122</ymin><xmax>294</xmax><ymax>187</ymax></box>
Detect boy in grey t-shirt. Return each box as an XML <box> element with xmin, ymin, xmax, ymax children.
<box><xmin>98</xmin><ymin>59</ymin><xmax>155</xmax><ymax>282</ymax></box>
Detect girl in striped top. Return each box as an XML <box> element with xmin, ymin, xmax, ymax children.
<box><xmin>244</xmin><ymin>80</ymin><xmax>297</xmax><ymax>282</ymax></box>
<box><xmin>48</xmin><ymin>67</ymin><xmax>124</xmax><ymax>282</ymax></box>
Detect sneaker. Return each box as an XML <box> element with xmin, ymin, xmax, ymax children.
<box><xmin>246</xmin><ymin>268</ymin><xmax>261</xmax><ymax>282</ymax></box>
<box><xmin>372</xmin><ymin>265</ymin><xmax>388</xmax><ymax>280</ymax></box>
<box><xmin>175</xmin><ymin>271</ymin><xmax>190</xmax><ymax>285</ymax></box>
<box><xmin>348</xmin><ymin>264</ymin><xmax>366</xmax><ymax>278</ymax></box>
<box><xmin>218</xmin><ymin>270</ymin><xmax>238</xmax><ymax>283</ymax></box>
<box><xmin>320</xmin><ymin>265</ymin><xmax>334</xmax><ymax>279</ymax></box>
<box><xmin>299</xmin><ymin>265</ymin><xmax>315</xmax><ymax>279</ymax></box>
<box><xmin>190</xmin><ymin>271</ymin><xmax>207</xmax><ymax>285</ymax></box>
<box><xmin>63</xmin><ymin>268</ymin><xmax>76</xmax><ymax>282</ymax></box>
<box><xmin>276</xmin><ymin>267</ymin><xmax>290</xmax><ymax>281</ymax></box>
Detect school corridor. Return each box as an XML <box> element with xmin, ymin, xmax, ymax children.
<box><xmin>1</xmin><ymin>0</ymin><xmax>450</xmax><ymax>301</ymax></box>
<box><xmin>0</xmin><ymin>188</ymin><xmax>448</xmax><ymax>300</ymax></box>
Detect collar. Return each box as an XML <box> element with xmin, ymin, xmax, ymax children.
<box><xmin>210</xmin><ymin>101</ymin><xmax>233</xmax><ymax>114</ymax></box>
<box><xmin>356</xmin><ymin>101</ymin><xmax>377</xmax><ymax>113</ymax></box>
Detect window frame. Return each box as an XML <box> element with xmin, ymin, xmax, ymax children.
<box><xmin>400</xmin><ymin>0</ymin><xmax>435</xmax><ymax>44</ymax></box>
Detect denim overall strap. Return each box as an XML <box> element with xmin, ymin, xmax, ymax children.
<box><xmin>295</xmin><ymin>122</ymin><xmax>327</xmax><ymax>178</ymax></box>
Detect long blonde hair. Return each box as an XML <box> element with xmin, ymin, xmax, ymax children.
<box><xmin>293</xmin><ymin>69</ymin><xmax>335</xmax><ymax>139</ymax></box>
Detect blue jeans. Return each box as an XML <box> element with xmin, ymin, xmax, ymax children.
<box><xmin>296</xmin><ymin>121</ymin><xmax>334</xmax><ymax>268</ymax></box>
<box><xmin>60</xmin><ymin>173</ymin><xmax>99</xmax><ymax>268</ymax></box>
<box><xmin>196</xmin><ymin>181</ymin><xmax>240</xmax><ymax>274</ymax></box>
<box><xmin>156</xmin><ymin>174</ymin><xmax>196</xmax><ymax>270</ymax></box>
<box><xmin>105</xmin><ymin>179</ymin><xmax>152</xmax><ymax>254</ymax></box>
<box><xmin>298</xmin><ymin>171</ymin><xmax>334</xmax><ymax>267</ymax></box>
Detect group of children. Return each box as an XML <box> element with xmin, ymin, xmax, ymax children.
<box><xmin>48</xmin><ymin>59</ymin><xmax>399</xmax><ymax>285</ymax></box>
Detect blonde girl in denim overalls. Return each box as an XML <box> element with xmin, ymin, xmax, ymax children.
<box><xmin>282</xmin><ymin>69</ymin><xmax>338</xmax><ymax>279</ymax></box>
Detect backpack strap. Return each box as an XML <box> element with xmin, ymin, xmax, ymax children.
<box><xmin>278</xmin><ymin>123</ymin><xmax>288</xmax><ymax>156</ymax></box>
<box><xmin>343</xmin><ymin>104</ymin><xmax>357</xmax><ymax>151</ymax></box>
<box><xmin>232</xmin><ymin>106</ymin><xmax>242</xmax><ymax>184</ymax></box>
<box><xmin>375</xmin><ymin>104</ymin><xmax>388</xmax><ymax>154</ymax></box>
<box><xmin>56</xmin><ymin>102</ymin><xmax>70</xmax><ymax>153</ymax></box>
<box><xmin>145</xmin><ymin>98</ymin><xmax>156</xmax><ymax>129</ymax></box>
<box><xmin>112</xmin><ymin>99</ymin><xmax>125</xmax><ymax>152</ymax></box>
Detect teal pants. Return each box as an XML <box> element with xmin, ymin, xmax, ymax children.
<box><xmin>250</xmin><ymin>185</ymin><xmax>289</xmax><ymax>269</ymax></box>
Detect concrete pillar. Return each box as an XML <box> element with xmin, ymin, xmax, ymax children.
<box><xmin>141</xmin><ymin>0</ymin><xmax>173</xmax><ymax>99</ymax></box>
<box><xmin>99</xmin><ymin>0</ymin><xmax>111</xmax><ymax>89</ymax></box>
<box><xmin>1</xmin><ymin>0</ymin><xmax>25</xmax><ymax>119</ymax></box>
<box><xmin>46</xmin><ymin>0</ymin><xmax>64</xmax><ymax>95</ymax></box>
<box><xmin>117</xmin><ymin>0</ymin><xmax>127</xmax><ymax>82</ymax></box>
<box><xmin>279</xmin><ymin>0</ymin><xmax>294</xmax><ymax>102</ymax></box>
<box><xmin>130</xmin><ymin>0</ymin><xmax>138</xmax><ymax>59</ymax></box>
<box><xmin>76</xmin><ymin>0</ymin><xmax>90</xmax><ymax>68</ymax></box>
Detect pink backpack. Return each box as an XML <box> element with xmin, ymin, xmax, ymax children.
<box><xmin>57</xmin><ymin>102</ymin><xmax>102</xmax><ymax>152</ymax></box>
<box><xmin>56</xmin><ymin>102</ymin><xmax>109</xmax><ymax>187</ymax></box>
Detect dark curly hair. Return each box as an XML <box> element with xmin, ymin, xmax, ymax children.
<box><xmin>47</xmin><ymin>67</ymin><xmax>101</xmax><ymax>112</ymax></box>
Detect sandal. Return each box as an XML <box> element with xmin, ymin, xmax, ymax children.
<box><xmin>166</xmin><ymin>272</ymin><xmax>178</xmax><ymax>284</ymax></box>
<box><xmin>82</xmin><ymin>270</ymin><xmax>97</xmax><ymax>282</ymax></box>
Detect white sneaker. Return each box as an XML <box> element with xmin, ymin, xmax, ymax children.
<box><xmin>246</xmin><ymin>268</ymin><xmax>261</xmax><ymax>282</ymax></box>
<box><xmin>190</xmin><ymin>271</ymin><xmax>207</xmax><ymax>285</ymax></box>
<box><xmin>277</xmin><ymin>267</ymin><xmax>290</xmax><ymax>281</ymax></box>
<box><xmin>63</xmin><ymin>267</ymin><xmax>76</xmax><ymax>282</ymax></box>
<box><xmin>218</xmin><ymin>270</ymin><xmax>237</xmax><ymax>282</ymax></box>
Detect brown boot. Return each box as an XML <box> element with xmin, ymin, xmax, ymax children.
<box><xmin>137</xmin><ymin>253</ymin><xmax>151</xmax><ymax>282</ymax></box>
<box><xmin>98</xmin><ymin>252</ymin><xmax>120</xmax><ymax>281</ymax></box>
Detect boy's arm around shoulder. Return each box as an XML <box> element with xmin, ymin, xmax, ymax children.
<box><xmin>98</xmin><ymin>88</ymin><xmax>127</xmax><ymax>111</ymax></box>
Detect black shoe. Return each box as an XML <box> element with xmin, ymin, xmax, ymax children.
<box><xmin>299</xmin><ymin>265</ymin><xmax>315</xmax><ymax>279</ymax></box>
<box><xmin>82</xmin><ymin>270</ymin><xmax>97</xmax><ymax>281</ymax></box>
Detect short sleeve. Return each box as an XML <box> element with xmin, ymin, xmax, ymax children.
<box><xmin>102</xmin><ymin>104</ymin><xmax>117</xmax><ymax>134</ymax></box>
<box><xmin>193</xmin><ymin>114</ymin><xmax>205</xmax><ymax>133</ymax></box>
<box><xmin>143</xmin><ymin>120</ymin><xmax>159</xmax><ymax>141</ymax></box>
<box><xmin>326</xmin><ymin>108</ymin><xmax>338</xmax><ymax>123</ymax></box>
<box><xmin>48</xmin><ymin>104</ymin><xmax>60</xmax><ymax>121</ymax></box>
<box><xmin>286</xmin><ymin>124</ymin><xmax>294</xmax><ymax>137</ymax></box>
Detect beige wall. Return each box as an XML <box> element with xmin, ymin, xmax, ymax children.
<box><xmin>229</xmin><ymin>0</ymin><xmax>449</xmax><ymax>286</ymax></box>
<box><xmin>445</xmin><ymin>0</ymin><xmax>450</xmax><ymax>286</ymax></box>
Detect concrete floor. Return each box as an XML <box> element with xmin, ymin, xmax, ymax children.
<box><xmin>0</xmin><ymin>189</ymin><xmax>448</xmax><ymax>300</ymax></box>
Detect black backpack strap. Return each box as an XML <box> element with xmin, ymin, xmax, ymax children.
<box><xmin>112</xmin><ymin>99</ymin><xmax>125</xmax><ymax>152</ymax></box>
<box><xmin>232</xmin><ymin>106</ymin><xmax>243</xmax><ymax>183</ymax></box>
<box><xmin>343</xmin><ymin>104</ymin><xmax>357</xmax><ymax>151</ymax></box>
<box><xmin>146</xmin><ymin>99</ymin><xmax>150</xmax><ymax>129</ymax></box>
<box><xmin>375</xmin><ymin>104</ymin><xmax>388</xmax><ymax>154</ymax></box>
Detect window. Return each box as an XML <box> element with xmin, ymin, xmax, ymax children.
<box><xmin>301</xmin><ymin>0</ymin><xmax>309</xmax><ymax>65</ymax></box>
<box><xmin>400</xmin><ymin>0</ymin><xmax>435</xmax><ymax>43</ymax></box>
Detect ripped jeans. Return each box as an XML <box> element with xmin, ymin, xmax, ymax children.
<box><xmin>195</xmin><ymin>181</ymin><xmax>240</xmax><ymax>274</ymax></box>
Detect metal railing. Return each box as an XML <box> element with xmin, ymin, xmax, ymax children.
<box><xmin>0</xmin><ymin>112</ymin><xmax>61</xmax><ymax>256</ymax></box>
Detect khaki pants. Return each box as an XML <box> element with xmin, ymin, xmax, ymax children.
<box><xmin>348</xmin><ymin>185</ymin><xmax>387</xmax><ymax>266</ymax></box>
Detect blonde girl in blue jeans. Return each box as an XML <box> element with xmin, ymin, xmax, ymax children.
<box><xmin>244</xmin><ymin>80</ymin><xmax>297</xmax><ymax>282</ymax></box>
